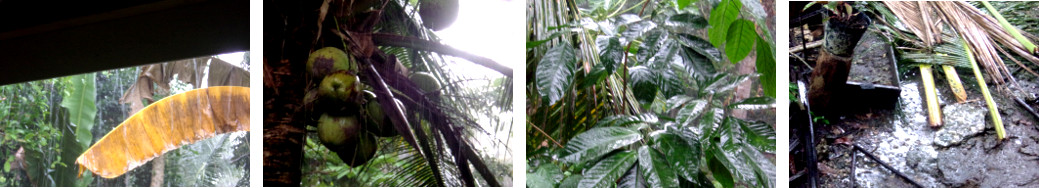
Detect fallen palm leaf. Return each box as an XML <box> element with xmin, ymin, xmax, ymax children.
<box><xmin>962</xmin><ymin>38</ymin><xmax>1005</xmax><ymax>140</ymax></box>
<box><xmin>941</xmin><ymin>65</ymin><xmax>967</xmax><ymax>103</ymax></box>
<box><xmin>981</xmin><ymin>1</ymin><xmax>1037</xmax><ymax>54</ymax></box>
<box><xmin>919</xmin><ymin>64</ymin><xmax>942</xmax><ymax>127</ymax></box>
<box><xmin>76</xmin><ymin>86</ymin><xmax>250</xmax><ymax>178</ymax></box>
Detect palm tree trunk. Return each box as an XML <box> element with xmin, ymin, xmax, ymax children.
<box><xmin>263</xmin><ymin>0</ymin><xmax>322</xmax><ymax>185</ymax></box>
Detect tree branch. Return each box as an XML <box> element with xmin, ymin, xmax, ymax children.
<box><xmin>371</xmin><ymin>33</ymin><xmax>512</xmax><ymax>77</ymax></box>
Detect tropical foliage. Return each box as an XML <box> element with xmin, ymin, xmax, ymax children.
<box><xmin>0</xmin><ymin>54</ymin><xmax>250</xmax><ymax>187</ymax></box>
<box><xmin>527</xmin><ymin>0</ymin><xmax>775</xmax><ymax>187</ymax></box>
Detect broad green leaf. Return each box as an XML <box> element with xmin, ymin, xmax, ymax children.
<box><xmin>708</xmin><ymin>0</ymin><xmax>742</xmax><ymax>48</ymax></box>
<box><xmin>675</xmin><ymin>33</ymin><xmax>722</xmax><ymax>63</ymax></box>
<box><xmin>708</xmin><ymin>152</ymin><xmax>735</xmax><ymax>188</ymax></box>
<box><xmin>600</xmin><ymin>37</ymin><xmax>623</xmax><ymax>74</ymax></box>
<box><xmin>699</xmin><ymin>108</ymin><xmax>725</xmax><ymax>142</ymax></box>
<box><xmin>637</xmin><ymin>146</ymin><xmax>679</xmax><ymax>188</ymax></box>
<box><xmin>727</xmin><ymin>97</ymin><xmax>775</xmax><ymax>110</ymax></box>
<box><xmin>536</xmin><ymin>43</ymin><xmax>577</xmax><ymax>105</ymax></box>
<box><xmin>578</xmin><ymin>151</ymin><xmax>637</xmax><ymax>188</ymax></box>
<box><xmin>629</xmin><ymin>66</ymin><xmax>658</xmax><ymax>103</ymax></box>
<box><xmin>77</xmin><ymin>86</ymin><xmax>250</xmax><ymax>178</ymax></box>
<box><xmin>3</xmin><ymin>157</ymin><xmax>10</xmax><ymax>173</ymax></box>
<box><xmin>736</xmin><ymin>118</ymin><xmax>776</xmax><ymax>152</ymax></box>
<box><xmin>595</xmin><ymin>113</ymin><xmax>660</xmax><ymax>128</ymax></box>
<box><xmin>667</xmin><ymin>13</ymin><xmax>707</xmax><ymax>29</ymax></box>
<box><xmin>703</xmin><ymin>74</ymin><xmax>750</xmax><ymax>95</ymax></box>
<box><xmin>675</xmin><ymin>99</ymin><xmax>708</xmax><ymax>127</ymax></box>
<box><xmin>739</xmin><ymin>143</ymin><xmax>776</xmax><ymax>188</ymax></box>
<box><xmin>526</xmin><ymin>172</ymin><xmax>552</xmax><ymax>188</ymax></box>
<box><xmin>618</xmin><ymin>164</ymin><xmax>645</xmax><ymax>188</ymax></box>
<box><xmin>536</xmin><ymin>163</ymin><xmax>565</xmax><ymax>183</ymax></box>
<box><xmin>756</xmin><ymin>35</ymin><xmax>777</xmax><ymax>97</ymax></box>
<box><xmin>675</xmin><ymin>0</ymin><xmax>692</xmax><ymax>10</ymax></box>
<box><xmin>637</xmin><ymin>29</ymin><xmax>668</xmax><ymax>63</ymax></box>
<box><xmin>560</xmin><ymin>126</ymin><xmax>642</xmax><ymax>164</ymax></box>
<box><xmin>622</xmin><ymin>21</ymin><xmax>657</xmax><ymax>43</ymax></box>
<box><xmin>559</xmin><ymin>174</ymin><xmax>584</xmax><ymax>188</ymax></box>
<box><xmin>725</xmin><ymin>19</ymin><xmax>757</xmax><ymax>64</ymax></box>
<box><xmin>578</xmin><ymin>63</ymin><xmax>610</xmax><ymax>89</ymax></box>
<box><xmin>61</xmin><ymin>74</ymin><xmax>98</xmax><ymax>147</ymax></box>
<box><xmin>58</xmin><ymin>73</ymin><xmax>96</xmax><ymax>186</ymax></box>
<box><xmin>654</xmin><ymin>133</ymin><xmax>702</xmax><ymax>182</ymax></box>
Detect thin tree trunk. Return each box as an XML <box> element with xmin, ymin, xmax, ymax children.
<box><xmin>150</xmin><ymin>156</ymin><xmax>164</xmax><ymax>187</ymax></box>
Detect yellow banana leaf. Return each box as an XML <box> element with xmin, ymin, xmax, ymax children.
<box><xmin>76</xmin><ymin>86</ymin><xmax>250</xmax><ymax>178</ymax></box>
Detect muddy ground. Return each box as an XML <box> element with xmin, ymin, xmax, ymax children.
<box><xmin>789</xmin><ymin>17</ymin><xmax>1039</xmax><ymax>188</ymax></box>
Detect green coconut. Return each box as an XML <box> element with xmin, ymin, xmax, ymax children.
<box><xmin>419</xmin><ymin>0</ymin><xmax>459</xmax><ymax>31</ymax></box>
<box><xmin>364</xmin><ymin>97</ymin><xmax>400</xmax><ymax>137</ymax></box>
<box><xmin>334</xmin><ymin>132</ymin><xmax>378</xmax><ymax>167</ymax></box>
<box><xmin>409</xmin><ymin>72</ymin><xmax>441</xmax><ymax>93</ymax></box>
<box><xmin>317</xmin><ymin>114</ymin><xmax>361</xmax><ymax>147</ymax></box>
<box><xmin>307</xmin><ymin>47</ymin><xmax>356</xmax><ymax>78</ymax></box>
<box><xmin>319</xmin><ymin>72</ymin><xmax>361</xmax><ymax>103</ymax></box>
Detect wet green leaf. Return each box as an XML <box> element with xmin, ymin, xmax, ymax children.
<box><xmin>638</xmin><ymin>29</ymin><xmax>669</xmax><ymax>63</ymax></box>
<box><xmin>668</xmin><ymin>13</ymin><xmax>707</xmax><ymax>29</ymax></box>
<box><xmin>536</xmin><ymin>43</ymin><xmax>577</xmax><ymax>105</ymax></box>
<box><xmin>708</xmin><ymin>0</ymin><xmax>741</xmax><ymax>48</ymax></box>
<box><xmin>727</xmin><ymin>97</ymin><xmax>775</xmax><ymax>110</ymax></box>
<box><xmin>708</xmin><ymin>151</ymin><xmax>734</xmax><ymax>188</ymax></box>
<box><xmin>654</xmin><ymin>133</ymin><xmax>702</xmax><ymax>182</ymax></box>
<box><xmin>618</xmin><ymin>164</ymin><xmax>645</xmax><ymax>188</ymax></box>
<box><xmin>579</xmin><ymin>151</ymin><xmax>637</xmax><ymax>188</ymax></box>
<box><xmin>629</xmin><ymin>66</ymin><xmax>658</xmax><ymax>103</ymax></box>
<box><xmin>526</xmin><ymin>172</ymin><xmax>553</xmax><ymax>188</ymax></box>
<box><xmin>725</xmin><ymin>19</ymin><xmax>757</xmax><ymax>64</ymax></box>
<box><xmin>559</xmin><ymin>174</ymin><xmax>584</xmax><ymax>188</ymax></box>
<box><xmin>738</xmin><ymin>143</ymin><xmax>775</xmax><ymax>188</ymax></box>
<box><xmin>756</xmin><ymin>36</ymin><xmax>777</xmax><ymax>97</ymax></box>
<box><xmin>675</xmin><ymin>0</ymin><xmax>691</xmax><ymax>10</ymax></box>
<box><xmin>675</xmin><ymin>33</ymin><xmax>722</xmax><ymax>63</ymax></box>
<box><xmin>600</xmin><ymin>37</ymin><xmax>623</xmax><ymax>74</ymax></box>
<box><xmin>735</xmin><ymin>118</ymin><xmax>776</xmax><ymax>153</ymax></box>
<box><xmin>58</xmin><ymin>73</ymin><xmax>96</xmax><ymax>186</ymax></box>
<box><xmin>638</xmin><ymin>146</ymin><xmax>679</xmax><ymax>188</ymax></box>
<box><xmin>560</xmin><ymin>126</ymin><xmax>642</xmax><ymax>164</ymax></box>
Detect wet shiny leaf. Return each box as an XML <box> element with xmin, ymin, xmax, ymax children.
<box><xmin>560</xmin><ymin>126</ymin><xmax>642</xmax><ymax>164</ymax></box>
<box><xmin>629</xmin><ymin>66</ymin><xmax>658</xmax><ymax>103</ymax></box>
<box><xmin>579</xmin><ymin>151</ymin><xmax>637</xmax><ymax>188</ymax></box>
<box><xmin>653</xmin><ymin>133</ymin><xmax>702</xmax><ymax>182</ymax></box>
<box><xmin>637</xmin><ymin>146</ymin><xmax>679</xmax><ymax>188</ymax></box>
<box><xmin>536</xmin><ymin>43</ymin><xmax>577</xmax><ymax>105</ymax></box>
<box><xmin>756</xmin><ymin>36</ymin><xmax>777</xmax><ymax>97</ymax></box>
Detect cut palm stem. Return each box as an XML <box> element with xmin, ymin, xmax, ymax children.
<box><xmin>962</xmin><ymin>39</ymin><xmax>1006</xmax><ymax>140</ymax></box>
<box><xmin>941</xmin><ymin>65</ymin><xmax>967</xmax><ymax>103</ymax></box>
<box><xmin>981</xmin><ymin>1</ymin><xmax>1037</xmax><ymax>54</ymax></box>
<box><xmin>920</xmin><ymin>64</ymin><xmax>942</xmax><ymax>127</ymax></box>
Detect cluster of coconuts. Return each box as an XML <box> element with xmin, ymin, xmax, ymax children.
<box><xmin>306</xmin><ymin>47</ymin><xmax>441</xmax><ymax>167</ymax></box>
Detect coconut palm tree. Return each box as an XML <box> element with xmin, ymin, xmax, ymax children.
<box><xmin>264</xmin><ymin>0</ymin><xmax>512</xmax><ymax>186</ymax></box>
